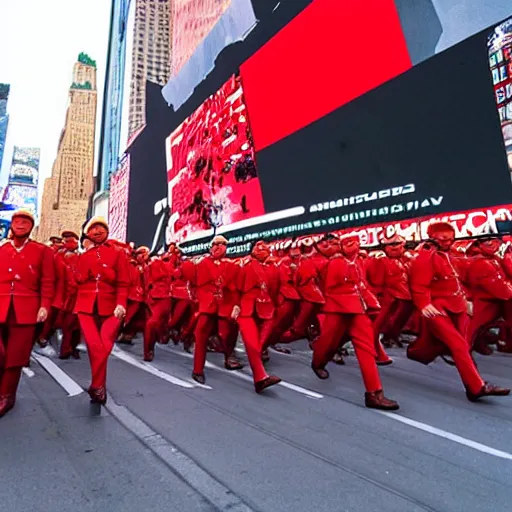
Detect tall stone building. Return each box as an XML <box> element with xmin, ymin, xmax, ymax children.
<box><xmin>128</xmin><ymin>0</ymin><xmax>171</xmax><ymax>137</ymax></box>
<box><xmin>37</xmin><ymin>53</ymin><xmax>97</xmax><ymax>241</ymax></box>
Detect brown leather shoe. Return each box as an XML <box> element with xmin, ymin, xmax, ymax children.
<box><xmin>255</xmin><ymin>375</ymin><xmax>282</xmax><ymax>393</ymax></box>
<box><xmin>312</xmin><ymin>365</ymin><xmax>329</xmax><ymax>379</ymax></box>
<box><xmin>466</xmin><ymin>382</ymin><xmax>511</xmax><ymax>402</ymax></box>
<box><xmin>143</xmin><ymin>351</ymin><xmax>154</xmax><ymax>362</ymax></box>
<box><xmin>364</xmin><ymin>390</ymin><xmax>399</xmax><ymax>411</ymax></box>
<box><xmin>224</xmin><ymin>356</ymin><xmax>244</xmax><ymax>370</ymax></box>
<box><xmin>0</xmin><ymin>395</ymin><xmax>16</xmax><ymax>418</ymax></box>
<box><xmin>192</xmin><ymin>373</ymin><xmax>206</xmax><ymax>385</ymax></box>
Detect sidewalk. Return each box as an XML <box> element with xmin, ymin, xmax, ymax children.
<box><xmin>0</xmin><ymin>363</ymin><xmax>210</xmax><ymax>512</ymax></box>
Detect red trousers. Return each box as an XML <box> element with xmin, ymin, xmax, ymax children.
<box><xmin>38</xmin><ymin>306</ymin><xmax>60</xmax><ymax>342</ymax></box>
<box><xmin>143</xmin><ymin>298</ymin><xmax>172</xmax><ymax>358</ymax></box>
<box><xmin>280</xmin><ymin>301</ymin><xmax>321</xmax><ymax>343</ymax></box>
<box><xmin>78</xmin><ymin>314</ymin><xmax>121</xmax><ymax>390</ymax></box>
<box><xmin>312</xmin><ymin>313</ymin><xmax>382</xmax><ymax>392</ymax></box>
<box><xmin>468</xmin><ymin>299</ymin><xmax>512</xmax><ymax>348</ymax></box>
<box><xmin>193</xmin><ymin>314</ymin><xmax>238</xmax><ymax>375</ymax></box>
<box><xmin>266</xmin><ymin>299</ymin><xmax>298</xmax><ymax>347</ymax></box>
<box><xmin>123</xmin><ymin>300</ymin><xmax>147</xmax><ymax>337</ymax></box>
<box><xmin>1</xmin><ymin>308</ymin><xmax>37</xmax><ymax>369</ymax></box>
<box><xmin>407</xmin><ymin>311</ymin><xmax>484</xmax><ymax>394</ymax></box>
<box><xmin>60</xmin><ymin>311</ymin><xmax>81</xmax><ymax>357</ymax></box>
<box><xmin>0</xmin><ymin>367</ymin><xmax>23</xmax><ymax>399</ymax></box>
<box><xmin>169</xmin><ymin>299</ymin><xmax>193</xmax><ymax>332</ymax></box>
<box><xmin>237</xmin><ymin>316</ymin><xmax>273</xmax><ymax>383</ymax></box>
<box><xmin>373</xmin><ymin>297</ymin><xmax>413</xmax><ymax>360</ymax></box>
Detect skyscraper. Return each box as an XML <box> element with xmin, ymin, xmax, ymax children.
<box><xmin>37</xmin><ymin>53</ymin><xmax>97</xmax><ymax>241</ymax></box>
<box><xmin>0</xmin><ymin>84</ymin><xmax>10</xmax><ymax>172</ymax></box>
<box><xmin>128</xmin><ymin>0</ymin><xmax>171</xmax><ymax>137</ymax></box>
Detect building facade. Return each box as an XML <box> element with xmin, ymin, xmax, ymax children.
<box><xmin>0</xmin><ymin>84</ymin><xmax>10</xmax><ymax>173</ymax></box>
<box><xmin>128</xmin><ymin>0</ymin><xmax>170</xmax><ymax>137</ymax></box>
<box><xmin>37</xmin><ymin>54</ymin><xmax>97</xmax><ymax>241</ymax></box>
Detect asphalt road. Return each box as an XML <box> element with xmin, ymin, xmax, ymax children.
<box><xmin>2</xmin><ymin>338</ymin><xmax>512</xmax><ymax>512</ymax></box>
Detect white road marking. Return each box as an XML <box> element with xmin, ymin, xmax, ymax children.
<box><xmin>111</xmin><ymin>346</ymin><xmax>208</xmax><ymax>390</ymax></box>
<box><xmin>161</xmin><ymin>346</ymin><xmax>323</xmax><ymax>399</ymax></box>
<box><xmin>22</xmin><ymin>367</ymin><xmax>35</xmax><ymax>378</ymax></box>
<box><xmin>378</xmin><ymin>411</ymin><xmax>512</xmax><ymax>461</ymax></box>
<box><xmin>105</xmin><ymin>393</ymin><xmax>255</xmax><ymax>511</ymax></box>
<box><xmin>32</xmin><ymin>354</ymin><xmax>84</xmax><ymax>397</ymax></box>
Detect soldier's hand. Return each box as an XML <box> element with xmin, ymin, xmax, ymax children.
<box><xmin>421</xmin><ymin>304</ymin><xmax>445</xmax><ymax>318</ymax></box>
<box><xmin>231</xmin><ymin>305</ymin><xmax>241</xmax><ymax>320</ymax></box>
<box><xmin>37</xmin><ymin>307</ymin><xmax>48</xmax><ymax>323</ymax></box>
<box><xmin>114</xmin><ymin>305</ymin><xmax>126</xmax><ymax>320</ymax></box>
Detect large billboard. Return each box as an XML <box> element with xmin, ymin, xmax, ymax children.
<box><xmin>8</xmin><ymin>146</ymin><xmax>40</xmax><ymax>187</ymax></box>
<box><xmin>126</xmin><ymin>1</ymin><xmax>512</xmax><ymax>252</ymax></box>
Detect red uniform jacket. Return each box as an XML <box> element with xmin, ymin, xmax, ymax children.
<box><xmin>128</xmin><ymin>260</ymin><xmax>146</xmax><ymax>302</ymax></box>
<box><xmin>62</xmin><ymin>251</ymin><xmax>79</xmax><ymax>313</ymax></box>
<box><xmin>309</xmin><ymin>252</ymin><xmax>330</xmax><ymax>292</ymax></box>
<box><xmin>74</xmin><ymin>242</ymin><xmax>130</xmax><ymax>316</ymax></box>
<box><xmin>0</xmin><ymin>239</ymin><xmax>55</xmax><ymax>324</ymax></box>
<box><xmin>194</xmin><ymin>256</ymin><xmax>238</xmax><ymax>317</ymax></box>
<box><xmin>322</xmin><ymin>255</ymin><xmax>380</xmax><ymax>314</ymax></box>
<box><xmin>468</xmin><ymin>255</ymin><xmax>512</xmax><ymax>301</ymax></box>
<box><xmin>52</xmin><ymin>251</ymin><xmax>67</xmax><ymax>310</ymax></box>
<box><xmin>277</xmin><ymin>258</ymin><xmax>301</xmax><ymax>303</ymax></box>
<box><xmin>295</xmin><ymin>256</ymin><xmax>325</xmax><ymax>304</ymax></box>
<box><xmin>409</xmin><ymin>246</ymin><xmax>467</xmax><ymax>313</ymax></box>
<box><xmin>170</xmin><ymin>259</ymin><xmax>195</xmax><ymax>300</ymax></box>
<box><xmin>366</xmin><ymin>255</ymin><xmax>411</xmax><ymax>301</ymax></box>
<box><xmin>237</xmin><ymin>258</ymin><xmax>279</xmax><ymax>319</ymax></box>
<box><xmin>146</xmin><ymin>258</ymin><xmax>171</xmax><ymax>300</ymax></box>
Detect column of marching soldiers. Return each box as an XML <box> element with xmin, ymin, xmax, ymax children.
<box><xmin>0</xmin><ymin>208</ymin><xmax>511</xmax><ymax>419</ymax></box>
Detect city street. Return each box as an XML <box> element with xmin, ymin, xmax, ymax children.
<box><xmin>1</xmin><ymin>339</ymin><xmax>511</xmax><ymax>512</ymax></box>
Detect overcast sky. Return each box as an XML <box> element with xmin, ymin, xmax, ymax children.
<box><xmin>0</xmin><ymin>0</ymin><xmax>110</xmax><ymax>197</ymax></box>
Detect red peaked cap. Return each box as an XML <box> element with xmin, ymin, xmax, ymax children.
<box><xmin>427</xmin><ymin>222</ymin><xmax>455</xmax><ymax>238</ymax></box>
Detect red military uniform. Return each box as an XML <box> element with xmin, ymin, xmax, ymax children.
<box><xmin>0</xmin><ymin>210</ymin><xmax>55</xmax><ymax>417</ymax></box>
<box><xmin>283</xmin><ymin>250</ymin><xmax>326</xmax><ymax>341</ymax></box>
<box><xmin>265</xmin><ymin>250</ymin><xmax>301</xmax><ymax>349</ymax></box>
<box><xmin>168</xmin><ymin>252</ymin><xmax>196</xmax><ymax>345</ymax></box>
<box><xmin>143</xmin><ymin>253</ymin><xmax>172</xmax><ymax>360</ymax></box>
<box><xmin>58</xmin><ymin>230</ymin><xmax>81</xmax><ymax>359</ymax></box>
<box><xmin>467</xmin><ymin>238</ymin><xmax>512</xmax><ymax>352</ymax></box>
<box><xmin>235</xmin><ymin>241</ymin><xmax>281</xmax><ymax>392</ymax></box>
<box><xmin>366</xmin><ymin>234</ymin><xmax>413</xmax><ymax>362</ymax></box>
<box><xmin>121</xmin><ymin>247</ymin><xmax>149</xmax><ymax>342</ymax></box>
<box><xmin>192</xmin><ymin>236</ymin><xmax>243</xmax><ymax>382</ymax></box>
<box><xmin>74</xmin><ymin>217</ymin><xmax>129</xmax><ymax>404</ymax></box>
<box><xmin>37</xmin><ymin>246</ymin><xmax>66</xmax><ymax>346</ymax></box>
<box><xmin>311</xmin><ymin>234</ymin><xmax>398</xmax><ymax>410</ymax></box>
<box><xmin>407</xmin><ymin>223</ymin><xmax>509</xmax><ymax>401</ymax></box>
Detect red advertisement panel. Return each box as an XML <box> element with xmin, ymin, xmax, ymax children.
<box><xmin>240</xmin><ymin>0</ymin><xmax>412</xmax><ymax>151</ymax></box>
<box><xmin>166</xmin><ymin>74</ymin><xmax>265</xmax><ymax>243</ymax></box>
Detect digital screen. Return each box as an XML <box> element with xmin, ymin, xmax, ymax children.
<box><xmin>2</xmin><ymin>184</ymin><xmax>37</xmax><ymax>215</ymax></box>
<box><xmin>126</xmin><ymin>2</ymin><xmax>512</xmax><ymax>253</ymax></box>
<box><xmin>488</xmin><ymin>17</ymin><xmax>512</xmax><ymax>177</ymax></box>
<box><xmin>166</xmin><ymin>74</ymin><xmax>265</xmax><ymax>242</ymax></box>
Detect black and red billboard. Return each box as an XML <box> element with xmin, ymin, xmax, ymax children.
<box><xmin>125</xmin><ymin>1</ymin><xmax>512</xmax><ymax>253</ymax></box>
